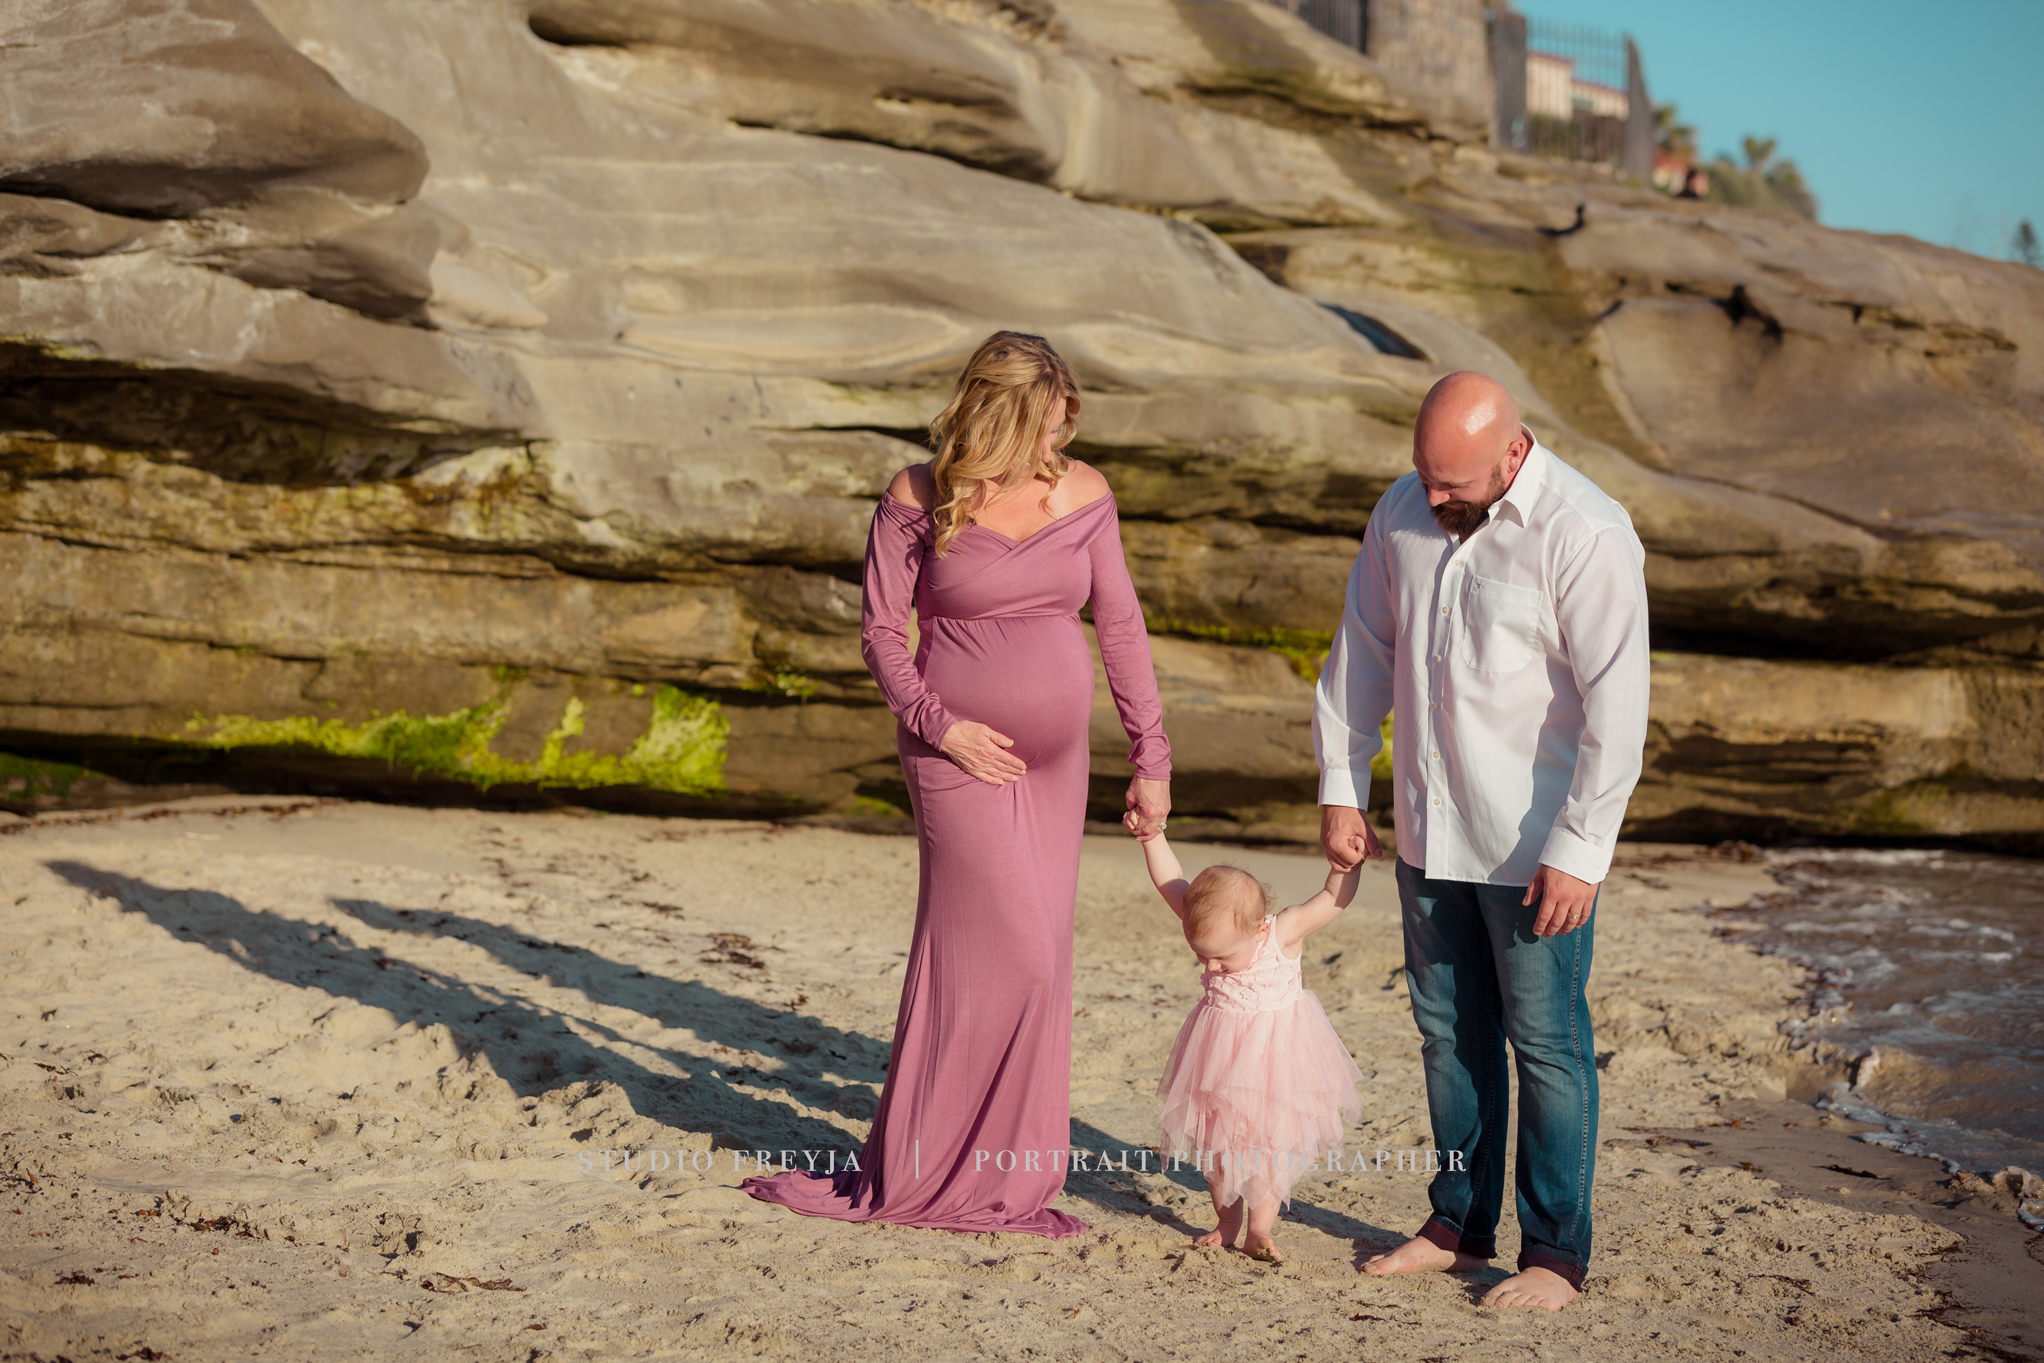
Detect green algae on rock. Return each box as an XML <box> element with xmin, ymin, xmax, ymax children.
<box><xmin>0</xmin><ymin>752</ymin><xmax>99</xmax><ymax>807</ymax></box>
<box><xmin>1143</xmin><ymin>617</ymin><xmax>1335</xmax><ymax>681</ymax></box>
<box><xmin>185</xmin><ymin>685</ymin><xmax>727</xmax><ymax>796</ymax></box>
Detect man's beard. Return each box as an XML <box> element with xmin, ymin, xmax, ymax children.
<box><xmin>1430</xmin><ymin>462</ymin><xmax>1508</xmax><ymax>537</ymax></box>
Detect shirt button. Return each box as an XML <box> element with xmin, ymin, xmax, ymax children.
<box><xmin>1432</xmin><ymin>750</ymin><xmax>1440</xmax><ymax>759</ymax></box>
<box><xmin>1432</xmin><ymin>797</ymin><xmax>1442</xmax><ymax>807</ymax></box>
<box><xmin>1440</xmin><ymin>606</ymin><xmax>1449</xmax><ymax>615</ymax></box>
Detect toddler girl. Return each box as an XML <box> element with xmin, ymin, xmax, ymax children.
<box><xmin>1129</xmin><ymin>822</ymin><xmax>1365</xmax><ymax>1262</ymax></box>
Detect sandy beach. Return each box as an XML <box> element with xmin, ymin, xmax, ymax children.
<box><xmin>2</xmin><ymin>798</ymin><xmax>2036</xmax><ymax>1361</ymax></box>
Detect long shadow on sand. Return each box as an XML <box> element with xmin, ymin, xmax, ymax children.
<box><xmin>47</xmin><ymin>859</ymin><xmax>1400</xmax><ymax>1243</ymax></box>
<box><xmin>49</xmin><ymin>860</ymin><xmax>884</xmax><ymax>1153</ymax></box>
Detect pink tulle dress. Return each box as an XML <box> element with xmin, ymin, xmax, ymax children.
<box><xmin>1157</xmin><ymin>913</ymin><xmax>1365</xmax><ymax>1211</ymax></box>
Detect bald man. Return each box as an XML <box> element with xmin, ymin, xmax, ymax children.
<box><xmin>1313</xmin><ymin>371</ymin><xmax>1649</xmax><ymax>1310</ymax></box>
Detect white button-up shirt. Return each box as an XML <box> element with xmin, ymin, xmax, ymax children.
<box><xmin>1313</xmin><ymin>432</ymin><xmax>1650</xmax><ymax>886</ymax></box>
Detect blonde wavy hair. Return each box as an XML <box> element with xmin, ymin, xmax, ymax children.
<box><xmin>927</xmin><ymin>331</ymin><xmax>1081</xmax><ymax>556</ymax></box>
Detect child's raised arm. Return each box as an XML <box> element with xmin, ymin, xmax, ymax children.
<box><xmin>1138</xmin><ymin>828</ymin><xmax>1191</xmax><ymax>919</ymax></box>
<box><xmin>1274</xmin><ymin>860</ymin><xmax>1364</xmax><ymax>954</ymax></box>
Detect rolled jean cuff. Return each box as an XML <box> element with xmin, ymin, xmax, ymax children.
<box><xmin>1518</xmin><ymin>1249</ymin><xmax>1585</xmax><ymax>1290</ymax></box>
<box><xmin>1417</xmin><ymin>1215</ymin><xmax>1495</xmax><ymax>1261</ymax></box>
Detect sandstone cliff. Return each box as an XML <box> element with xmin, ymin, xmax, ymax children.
<box><xmin>2</xmin><ymin>0</ymin><xmax>2039</xmax><ymax>849</ymax></box>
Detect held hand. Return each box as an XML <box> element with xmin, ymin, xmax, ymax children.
<box><xmin>939</xmin><ymin>721</ymin><xmax>1028</xmax><ymax>785</ymax></box>
<box><xmin>1524</xmin><ymin>865</ymin><xmax>1597</xmax><ymax>937</ymax></box>
<box><xmin>1125</xmin><ymin>776</ymin><xmax>1170</xmax><ymax>837</ymax></box>
<box><xmin>1319</xmin><ymin>804</ymin><xmax>1383</xmax><ymax>873</ymax></box>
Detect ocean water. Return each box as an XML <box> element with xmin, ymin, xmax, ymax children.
<box><xmin>1718</xmin><ymin>848</ymin><xmax>2044</xmax><ymax>1184</ymax></box>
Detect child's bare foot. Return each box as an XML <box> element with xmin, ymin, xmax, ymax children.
<box><xmin>1481</xmin><ymin>1266</ymin><xmax>1577</xmax><ymax>1311</ymax></box>
<box><xmin>1244</xmin><ymin>1233</ymin><xmax>1283</xmax><ymax>1263</ymax></box>
<box><xmin>1196</xmin><ymin>1179</ymin><xmax>1245</xmax><ymax>1249</ymax></box>
<box><xmin>1194</xmin><ymin>1201</ymin><xmax>1243</xmax><ymax>1249</ymax></box>
<box><xmin>1239</xmin><ymin>1197</ymin><xmax>1283</xmax><ymax>1262</ymax></box>
<box><xmin>1361</xmin><ymin>1235</ymin><xmax>1488</xmax><ymax>1276</ymax></box>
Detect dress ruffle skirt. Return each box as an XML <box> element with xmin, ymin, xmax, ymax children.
<box><xmin>1157</xmin><ymin>988</ymin><xmax>1365</xmax><ymax>1210</ymax></box>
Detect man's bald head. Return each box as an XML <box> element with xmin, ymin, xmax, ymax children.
<box><xmin>1417</xmin><ymin>371</ymin><xmax>1520</xmax><ymax>453</ymax></box>
<box><xmin>1412</xmin><ymin>371</ymin><xmax>1531</xmax><ymax>537</ymax></box>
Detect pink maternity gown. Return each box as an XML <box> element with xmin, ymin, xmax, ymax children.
<box><xmin>742</xmin><ymin>489</ymin><xmax>1171</xmax><ymax>1237</ymax></box>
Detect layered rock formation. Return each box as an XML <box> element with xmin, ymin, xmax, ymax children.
<box><xmin>2</xmin><ymin>0</ymin><xmax>2039</xmax><ymax>848</ymax></box>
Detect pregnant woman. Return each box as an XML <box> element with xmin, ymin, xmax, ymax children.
<box><xmin>742</xmin><ymin>331</ymin><xmax>1172</xmax><ymax>1237</ymax></box>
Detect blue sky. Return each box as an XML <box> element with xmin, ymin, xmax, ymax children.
<box><xmin>1517</xmin><ymin>0</ymin><xmax>2042</xmax><ymax>257</ymax></box>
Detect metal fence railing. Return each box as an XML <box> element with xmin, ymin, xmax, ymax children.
<box><xmin>1522</xmin><ymin>18</ymin><xmax>1627</xmax><ymax>163</ymax></box>
<box><xmin>1493</xmin><ymin>11</ymin><xmax>1653</xmax><ymax>180</ymax></box>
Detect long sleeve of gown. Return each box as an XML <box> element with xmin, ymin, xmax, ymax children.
<box><xmin>860</xmin><ymin>497</ymin><xmax>957</xmax><ymax>750</ymax></box>
<box><xmin>1087</xmin><ymin>501</ymin><xmax>1172</xmax><ymax>780</ymax></box>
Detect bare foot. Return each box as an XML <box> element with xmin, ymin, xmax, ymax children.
<box><xmin>1481</xmin><ymin>1266</ymin><xmax>1578</xmax><ymax>1311</ymax></box>
<box><xmin>1361</xmin><ymin>1235</ymin><xmax>1489</xmax><ymax>1277</ymax></box>
<box><xmin>1194</xmin><ymin>1202</ymin><xmax>1243</xmax><ymax>1249</ymax></box>
<box><xmin>1196</xmin><ymin>1176</ymin><xmax>1249</xmax><ymax>1249</ymax></box>
<box><xmin>1244</xmin><ymin>1233</ymin><xmax>1283</xmax><ymax>1263</ymax></box>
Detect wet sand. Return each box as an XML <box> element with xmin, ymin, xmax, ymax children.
<box><xmin>0</xmin><ymin>799</ymin><xmax>2029</xmax><ymax>1361</ymax></box>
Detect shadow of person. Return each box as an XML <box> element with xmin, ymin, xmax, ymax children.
<box><xmin>1452</xmin><ymin>1264</ymin><xmax>1515</xmax><ymax>1301</ymax></box>
<box><xmin>327</xmin><ymin>896</ymin><xmax>894</xmax><ymax>1090</ymax></box>
<box><xmin>1059</xmin><ymin>1116</ymin><xmax>1405</xmax><ymax>1250</ymax></box>
<box><xmin>44</xmin><ymin>860</ymin><xmax>1209</xmax><ymax>1224</ymax></box>
<box><xmin>45</xmin><ymin>860</ymin><xmax>863</xmax><ymax>1157</ymax></box>
<box><xmin>1290</xmin><ymin>1196</ymin><xmax>1404</xmax><ymax>1254</ymax></box>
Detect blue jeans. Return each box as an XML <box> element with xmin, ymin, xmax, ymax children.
<box><xmin>1395</xmin><ymin>858</ymin><xmax>1598</xmax><ymax>1289</ymax></box>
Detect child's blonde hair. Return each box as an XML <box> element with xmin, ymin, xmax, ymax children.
<box><xmin>1181</xmin><ymin>864</ymin><xmax>1274</xmax><ymax>938</ymax></box>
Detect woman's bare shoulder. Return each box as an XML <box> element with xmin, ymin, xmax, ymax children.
<box><xmin>1055</xmin><ymin>459</ymin><xmax>1112</xmax><ymax>513</ymax></box>
<box><xmin>885</xmin><ymin>463</ymin><xmax>936</xmax><ymax>510</ymax></box>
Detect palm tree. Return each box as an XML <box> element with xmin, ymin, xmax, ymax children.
<box><xmin>1654</xmin><ymin>103</ymin><xmax>1698</xmax><ymax>161</ymax></box>
<box><xmin>1707</xmin><ymin>133</ymin><xmax>1817</xmax><ymax>220</ymax></box>
<box><xmin>2014</xmin><ymin>220</ymin><xmax>2042</xmax><ymax>268</ymax></box>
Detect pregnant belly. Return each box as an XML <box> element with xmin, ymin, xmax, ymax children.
<box><xmin>918</xmin><ymin>615</ymin><xmax>1095</xmax><ymax>768</ymax></box>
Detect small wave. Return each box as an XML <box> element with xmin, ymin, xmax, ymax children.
<box><xmin>1707</xmin><ymin>846</ymin><xmax>2044</xmax><ymax>1195</ymax></box>
<box><xmin>1814</xmin><ymin>1080</ymin><xmax>2044</xmax><ymax>1230</ymax></box>
<box><xmin>1766</xmin><ymin>847</ymin><xmax>1952</xmax><ymax>868</ymax></box>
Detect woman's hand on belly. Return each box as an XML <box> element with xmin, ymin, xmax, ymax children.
<box><xmin>939</xmin><ymin>720</ymin><xmax>1030</xmax><ymax>785</ymax></box>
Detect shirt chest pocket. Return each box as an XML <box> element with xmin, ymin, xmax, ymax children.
<box><xmin>1459</xmin><ymin>575</ymin><xmax>1545</xmax><ymax>673</ymax></box>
